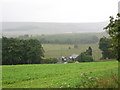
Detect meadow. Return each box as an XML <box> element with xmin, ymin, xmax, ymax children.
<box><xmin>43</xmin><ymin>43</ymin><xmax>102</xmax><ymax>60</ymax></box>
<box><xmin>19</xmin><ymin>32</ymin><xmax>108</xmax><ymax>60</ymax></box>
<box><xmin>2</xmin><ymin>61</ymin><xmax>118</xmax><ymax>88</ymax></box>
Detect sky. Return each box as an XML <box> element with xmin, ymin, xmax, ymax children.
<box><xmin>0</xmin><ymin>0</ymin><xmax>120</xmax><ymax>22</ymax></box>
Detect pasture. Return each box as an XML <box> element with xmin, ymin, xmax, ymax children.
<box><xmin>43</xmin><ymin>43</ymin><xmax>102</xmax><ymax>60</ymax></box>
<box><xmin>2</xmin><ymin>61</ymin><xmax>118</xmax><ymax>88</ymax></box>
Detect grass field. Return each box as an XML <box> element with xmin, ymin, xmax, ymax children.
<box><xmin>2</xmin><ymin>61</ymin><xmax>118</xmax><ymax>88</ymax></box>
<box><xmin>43</xmin><ymin>43</ymin><xmax>102</xmax><ymax>60</ymax></box>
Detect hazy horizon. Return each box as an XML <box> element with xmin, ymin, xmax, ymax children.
<box><xmin>1</xmin><ymin>0</ymin><xmax>119</xmax><ymax>37</ymax></box>
<box><xmin>2</xmin><ymin>22</ymin><xmax>108</xmax><ymax>37</ymax></box>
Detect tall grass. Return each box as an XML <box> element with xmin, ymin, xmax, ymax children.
<box><xmin>74</xmin><ymin>72</ymin><xmax>118</xmax><ymax>88</ymax></box>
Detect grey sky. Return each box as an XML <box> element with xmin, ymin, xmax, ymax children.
<box><xmin>1</xmin><ymin>0</ymin><xmax>119</xmax><ymax>22</ymax></box>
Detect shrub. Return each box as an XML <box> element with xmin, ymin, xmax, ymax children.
<box><xmin>75</xmin><ymin>72</ymin><xmax>98</xmax><ymax>88</ymax></box>
<box><xmin>41</xmin><ymin>58</ymin><xmax>58</xmax><ymax>64</ymax></box>
<box><xmin>75</xmin><ymin>72</ymin><xmax>119</xmax><ymax>88</ymax></box>
<box><xmin>67</xmin><ymin>61</ymin><xmax>74</xmax><ymax>63</ymax></box>
<box><xmin>76</xmin><ymin>53</ymin><xmax>93</xmax><ymax>62</ymax></box>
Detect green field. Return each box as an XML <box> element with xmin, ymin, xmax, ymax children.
<box><xmin>43</xmin><ymin>43</ymin><xmax>102</xmax><ymax>60</ymax></box>
<box><xmin>2</xmin><ymin>61</ymin><xmax>118</xmax><ymax>88</ymax></box>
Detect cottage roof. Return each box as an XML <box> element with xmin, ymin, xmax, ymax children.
<box><xmin>69</xmin><ymin>54</ymin><xmax>79</xmax><ymax>58</ymax></box>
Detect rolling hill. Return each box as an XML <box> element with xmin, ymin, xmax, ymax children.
<box><xmin>2</xmin><ymin>22</ymin><xmax>109</xmax><ymax>37</ymax></box>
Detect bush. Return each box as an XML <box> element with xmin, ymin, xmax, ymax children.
<box><xmin>76</xmin><ymin>72</ymin><xmax>119</xmax><ymax>88</ymax></box>
<box><xmin>67</xmin><ymin>61</ymin><xmax>74</xmax><ymax>63</ymax></box>
<box><xmin>76</xmin><ymin>53</ymin><xmax>93</xmax><ymax>62</ymax></box>
<box><xmin>41</xmin><ymin>58</ymin><xmax>58</xmax><ymax>64</ymax></box>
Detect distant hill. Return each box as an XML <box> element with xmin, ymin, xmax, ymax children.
<box><xmin>18</xmin><ymin>32</ymin><xmax>109</xmax><ymax>44</ymax></box>
<box><xmin>34</xmin><ymin>33</ymin><xmax>99</xmax><ymax>44</ymax></box>
<box><xmin>2</xmin><ymin>22</ymin><xmax>109</xmax><ymax>37</ymax></box>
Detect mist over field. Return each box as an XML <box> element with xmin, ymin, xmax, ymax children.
<box><xmin>2</xmin><ymin>22</ymin><xmax>108</xmax><ymax>37</ymax></box>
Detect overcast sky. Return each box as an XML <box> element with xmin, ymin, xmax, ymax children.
<box><xmin>0</xmin><ymin>0</ymin><xmax>119</xmax><ymax>22</ymax></box>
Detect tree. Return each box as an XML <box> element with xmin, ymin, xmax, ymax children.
<box><xmin>74</xmin><ymin>44</ymin><xmax>78</xmax><ymax>49</ymax></box>
<box><xmin>25</xmin><ymin>39</ymin><xmax>44</xmax><ymax>64</ymax></box>
<box><xmin>104</xmin><ymin>13</ymin><xmax>120</xmax><ymax>61</ymax></box>
<box><xmin>85</xmin><ymin>46</ymin><xmax>92</xmax><ymax>56</ymax></box>
<box><xmin>68</xmin><ymin>46</ymin><xmax>71</xmax><ymax>50</ymax></box>
<box><xmin>76</xmin><ymin>52</ymin><xmax>93</xmax><ymax>62</ymax></box>
<box><xmin>2</xmin><ymin>37</ymin><xmax>44</xmax><ymax>65</ymax></box>
<box><xmin>76</xmin><ymin>47</ymin><xmax>93</xmax><ymax>62</ymax></box>
<box><xmin>99</xmin><ymin>37</ymin><xmax>117</xmax><ymax>59</ymax></box>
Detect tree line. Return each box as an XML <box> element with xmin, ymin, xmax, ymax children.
<box><xmin>2</xmin><ymin>37</ymin><xmax>44</xmax><ymax>65</ymax></box>
<box><xmin>19</xmin><ymin>33</ymin><xmax>99</xmax><ymax>44</ymax></box>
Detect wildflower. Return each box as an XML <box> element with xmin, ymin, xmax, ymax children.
<box><xmin>88</xmin><ymin>77</ymin><xmax>92</xmax><ymax>79</ymax></box>
<box><xmin>67</xmin><ymin>85</ymin><xmax>70</xmax><ymax>87</ymax></box>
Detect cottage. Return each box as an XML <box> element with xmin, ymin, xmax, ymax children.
<box><xmin>59</xmin><ymin>54</ymin><xmax>79</xmax><ymax>63</ymax></box>
<box><xmin>59</xmin><ymin>56</ymin><xmax>67</xmax><ymax>62</ymax></box>
<box><xmin>69</xmin><ymin>54</ymin><xmax>79</xmax><ymax>61</ymax></box>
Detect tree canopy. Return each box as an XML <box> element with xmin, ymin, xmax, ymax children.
<box><xmin>104</xmin><ymin>14</ymin><xmax>120</xmax><ymax>61</ymax></box>
<box><xmin>99</xmin><ymin>37</ymin><xmax>117</xmax><ymax>59</ymax></box>
<box><xmin>76</xmin><ymin>47</ymin><xmax>93</xmax><ymax>62</ymax></box>
<box><xmin>2</xmin><ymin>37</ymin><xmax>44</xmax><ymax>65</ymax></box>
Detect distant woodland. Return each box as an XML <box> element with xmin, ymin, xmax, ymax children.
<box><xmin>19</xmin><ymin>33</ymin><xmax>99</xmax><ymax>44</ymax></box>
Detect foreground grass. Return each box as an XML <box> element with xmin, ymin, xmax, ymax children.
<box><xmin>2</xmin><ymin>61</ymin><xmax>118</xmax><ymax>88</ymax></box>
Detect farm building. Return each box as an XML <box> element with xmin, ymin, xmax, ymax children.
<box><xmin>59</xmin><ymin>54</ymin><xmax>79</xmax><ymax>63</ymax></box>
<box><xmin>69</xmin><ymin>54</ymin><xmax>79</xmax><ymax>60</ymax></box>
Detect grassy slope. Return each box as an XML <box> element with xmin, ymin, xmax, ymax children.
<box><xmin>43</xmin><ymin>43</ymin><xmax>101</xmax><ymax>60</ymax></box>
<box><xmin>42</xmin><ymin>32</ymin><xmax>109</xmax><ymax>60</ymax></box>
<box><xmin>2</xmin><ymin>61</ymin><xmax>118</xmax><ymax>88</ymax></box>
<box><xmin>37</xmin><ymin>32</ymin><xmax>109</xmax><ymax>41</ymax></box>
